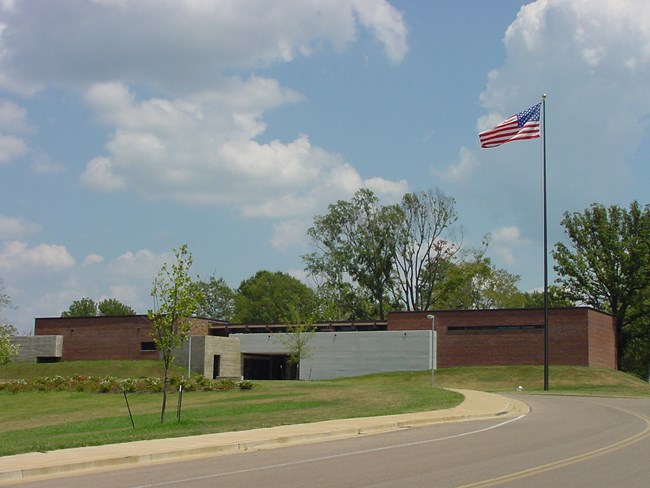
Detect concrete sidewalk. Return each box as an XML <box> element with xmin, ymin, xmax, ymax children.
<box><xmin>0</xmin><ymin>389</ymin><xmax>529</xmax><ymax>484</ymax></box>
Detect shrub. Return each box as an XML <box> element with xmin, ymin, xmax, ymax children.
<box><xmin>142</xmin><ymin>376</ymin><xmax>163</xmax><ymax>392</ymax></box>
<box><xmin>238</xmin><ymin>380</ymin><xmax>255</xmax><ymax>390</ymax></box>
<box><xmin>0</xmin><ymin>373</ymin><xmax>244</xmax><ymax>394</ymax></box>
<box><xmin>99</xmin><ymin>376</ymin><xmax>120</xmax><ymax>393</ymax></box>
<box><xmin>121</xmin><ymin>378</ymin><xmax>136</xmax><ymax>393</ymax></box>
<box><xmin>193</xmin><ymin>374</ymin><xmax>212</xmax><ymax>390</ymax></box>
<box><xmin>215</xmin><ymin>378</ymin><xmax>237</xmax><ymax>391</ymax></box>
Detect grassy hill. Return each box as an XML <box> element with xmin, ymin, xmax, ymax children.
<box><xmin>435</xmin><ymin>365</ymin><xmax>650</xmax><ymax>396</ymax></box>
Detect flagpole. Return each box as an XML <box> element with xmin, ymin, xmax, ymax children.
<box><xmin>542</xmin><ymin>93</ymin><xmax>549</xmax><ymax>391</ymax></box>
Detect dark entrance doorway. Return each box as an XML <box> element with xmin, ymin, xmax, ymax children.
<box><xmin>213</xmin><ymin>355</ymin><xmax>221</xmax><ymax>379</ymax></box>
<box><xmin>243</xmin><ymin>354</ymin><xmax>289</xmax><ymax>380</ymax></box>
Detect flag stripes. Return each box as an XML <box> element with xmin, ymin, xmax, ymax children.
<box><xmin>479</xmin><ymin>103</ymin><xmax>541</xmax><ymax>148</ymax></box>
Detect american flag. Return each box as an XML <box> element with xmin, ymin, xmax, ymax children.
<box><xmin>479</xmin><ymin>103</ymin><xmax>541</xmax><ymax>148</ymax></box>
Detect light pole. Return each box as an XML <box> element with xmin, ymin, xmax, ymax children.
<box><xmin>427</xmin><ymin>314</ymin><xmax>436</xmax><ymax>386</ymax></box>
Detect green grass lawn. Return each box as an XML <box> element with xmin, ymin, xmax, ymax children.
<box><xmin>1</xmin><ymin>361</ymin><xmax>649</xmax><ymax>457</ymax></box>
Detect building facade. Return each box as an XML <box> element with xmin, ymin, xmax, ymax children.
<box><xmin>20</xmin><ymin>307</ymin><xmax>616</xmax><ymax>379</ymax></box>
<box><xmin>386</xmin><ymin>308</ymin><xmax>616</xmax><ymax>369</ymax></box>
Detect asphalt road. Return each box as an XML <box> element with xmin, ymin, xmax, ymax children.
<box><xmin>9</xmin><ymin>394</ymin><xmax>650</xmax><ymax>488</ymax></box>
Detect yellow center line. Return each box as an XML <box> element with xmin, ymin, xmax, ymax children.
<box><xmin>458</xmin><ymin>407</ymin><xmax>650</xmax><ymax>488</ymax></box>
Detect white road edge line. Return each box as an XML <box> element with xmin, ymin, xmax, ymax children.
<box><xmin>132</xmin><ymin>415</ymin><xmax>526</xmax><ymax>488</ymax></box>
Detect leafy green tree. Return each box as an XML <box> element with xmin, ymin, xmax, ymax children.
<box><xmin>0</xmin><ymin>323</ymin><xmax>19</xmax><ymax>366</ymax></box>
<box><xmin>553</xmin><ymin>201</ymin><xmax>650</xmax><ymax>370</ymax></box>
<box><xmin>620</xmin><ymin>288</ymin><xmax>650</xmax><ymax>378</ymax></box>
<box><xmin>61</xmin><ymin>297</ymin><xmax>135</xmax><ymax>317</ymax></box>
<box><xmin>305</xmin><ymin>189</ymin><xmax>397</xmax><ymax>320</ymax></box>
<box><xmin>392</xmin><ymin>189</ymin><xmax>464</xmax><ymax>311</ymax></box>
<box><xmin>520</xmin><ymin>285</ymin><xmax>575</xmax><ymax>308</ymax></box>
<box><xmin>195</xmin><ymin>275</ymin><xmax>235</xmax><ymax>321</ymax></box>
<box><xmin>0</xmin><ymin>278</ymin><xmax>11</xmax><ymax>320</ymax></box>
<box><xmin>312</xmin><ymin>279</ymin><xmax>374</xmax><ymax>322</ymax></box>
<box><xmin>61</xmin><ymin>297</ymin><xmax>98</xmax><ymax>317</ymax></box>
<box><xmin>97</xmin><ymin>298</ymin><xmax>135</xmax><ymax>316</ymax></box>
<box><xmin>274</xmin><ymin>305</ymin><xmax>317</xmax><ymax>380</ymax></box>
<box><xmin>434</xmin><ymin>256</ymin><xmax>524</xmax><ymax>310</ymax></box>
<box><xmin>621</xmin><ymin>324</ymin><xmax>650</xmax><ymax>379</ymax></box>
<box><xmin>148</xmin><ymin>244</ymin><xmax>203</xmax><ymax>423</ymax></box>
<box><xmin>233</xmin><ymin>270</ymin><xmax>317</xmax><ymax>323</ymax></box>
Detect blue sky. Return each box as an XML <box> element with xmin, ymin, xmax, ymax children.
<box><xmin>2</xmin><ymin>0</ymin><xmax>649</xmax><ymax>333</ymax></box>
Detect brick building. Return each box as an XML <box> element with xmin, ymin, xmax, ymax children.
<box><xmin>33</xmin><ymin>315</ymin><xmax>225</xmax><ymax>362</ymax></box>
<box><xmin>386</xmin><ymin>308</ymin><xmax>616</xmax><ymax>369</ymax></box>
<box><xmin>26</xmin><ymin>307</ymin><xmax>616</xmax><ymax>379</ymax></box>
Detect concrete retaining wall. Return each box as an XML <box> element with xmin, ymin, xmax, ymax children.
<box><xmin>10</xmin><ymin>336</ymin><xmax>63</xmax><ymax>362</ymax></box>
<box><xmin>236</xmin><ymin>330</ymin><xmax>433</xmax><ymax>380</ymax></box>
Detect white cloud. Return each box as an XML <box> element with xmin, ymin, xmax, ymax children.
<box><xmin>352</xmin><ymin>0</ymin><xmax>408</xmax><ymax>63</ymax></box>
<box><xmin>107</xmin><ymin>249</ymin><xmax>166</xmax><ymax>279</ymax></box>
<box><xmin>80</xmin><ymin>157</ymin><xmax>126</xmax><ymax>192</ymax></box>
<box><xmin>0</xmin><ymin>0</ymin><xmax>408</xmax><ymax>94</ymax></box>
<box><xmin>0</xmin><ymin>241</ymin><xmax>75</xmax><ymax>271</ymax></box>
<box><xmin>271</xmin><ymin>219</ymin><xmax>309</xmax><ymax>251</ymax></box>
<box><xmin>0</xmin><ymin>134</ymin><xmax>26</xmax><ymax>163</ymax></box>
<box><xmin>31</xmin><ymin>152</ymin><xmax>66</xmax><ymax>174</ymax></box>
<box><xmin>82</xmin><ymin>254</ymin><xmax>104</xmax><ymax>266</ymax></box>
<box><xmin>108</xmin><ymin>284</ymin><xmax>140</xmax><ymax>308</ymax></box>
<box><xmin>0</xmin><ymin>215</ymin><xmax>41</xmax><ymax>238</ymax></box>
<box><xmin>363</xmin><ymin>177</ymin><xmax>409</xmax><ymax>201</ymax></box>
<box><xmin>79</xmin><ymin>82</ymin><xmax>406</xmax><ymax>220</ymax></box>
<box><xmin>490</xmin><ymin>226</ymin><xmax>526</xmax><ymax>265</ymax></box>
<box><xmin>0</xmin><ymin>99</ymin><xmax>31</xmax><ymax>133</ymax></box>
<box><xmin>434</xmin><ymin>147</ymin><xmax>478</xmax><ymax>183</ymax></box>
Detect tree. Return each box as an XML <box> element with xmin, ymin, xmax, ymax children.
<box><xmin>0</xmin><ymin>323</ymin><xmax>19</xmax><ymax>366</ymax></box>
<box><xmin>520</xmin><ymin>285</ymin><xmax>575</xmax><ymax>308</ymax></box>
<box><xmin>233</xmin><ymin>270</ymin><xmax>318</xmax><ymax>323</ymax></box>
<box><xmin>0</xmin><ymin>277</ymin><xmax>11</xmax><ymax>320</ymax></box>
<box><xmin>0</xmin><ymin>278</ymin><xmax>19</xmax><ymax>365</ymax></box>
<box><xmin>61</xmin><ymin>297</ymin><xmax>98</xmax><ymax>317</ymax></box>
<box><xmin>621</xmin><ymin>309</ymin><xmax>650</xmax><ymax>379</ymax></box>
<box><xmin>195</xmin><ymin>275</ymin><xmax>235</xmax><ymax>321</ymax></box>
<box><xmin>311</xmin><ymin>279</ymin><xmax>374</xmax><ymax>322</ymax></box>
<box><xmin>619</xmin><ymin>283</ymin><xmax>650</xmax><ymax>378</ymax></box>
<box><xmin>274</xmin><ymin>306</ymin><xmax>317</xmax><ymax>380</ymax></box>
<box><xmin>433</xmin><ymin>257</ymin><xmax>524</xmax><ymax>310</ymax></box>
<box><xmin>305</xmin><ymin>189</ymin><xmax>397</xmax><ymax>320</ymax></box>
<box><xmin>98</xmin><ymin>298</ymin><xmax>135</xmax><ymax>316</ymax></box>
<box><xmin>61</xmin><ymin>297</ymin><xmax>135</xmax><ymax>317</ymax></box>
<box><xmin>391</xmin><ymin>189</ymin><xmax>464</xmax><ymax>311</ymax></box>
<box><xmin>553</xmin><ymin>201</ymin><xmax>650</xmax><ymax>370</ymax></box>
<box><xmin>148</xmin><ymin>245</ymin><xmax>203</xmax><ymax>423</ymax></box>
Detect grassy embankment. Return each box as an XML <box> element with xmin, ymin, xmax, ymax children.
<box><xmin>1</xmin><ymin>361</ymin><xmax>649</xmax><ymax>456</ymax></box>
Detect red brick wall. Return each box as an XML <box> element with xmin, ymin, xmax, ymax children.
<box><xmin>387</xmin><ymin>308</ymin><xmax>615</xmax><ymax>368</ymax></box>
<box><xmin>547</xmin><ymin>308</ymin><xmax>589</xmax><ymax>366</ymax></box>
<box><xmin>586</xmin><ymin>309</ymin><xmax>617</xmax><ymax>369</ymax></box>
<box><xmin>35</xmin><ymin>316</ymin><xmax>157</xmax><ymax>360</ymax></box>
<box><xmin>34</xmin><ymin>315</ymin><xmax>212</xmax><ymax>361</ymax></box>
